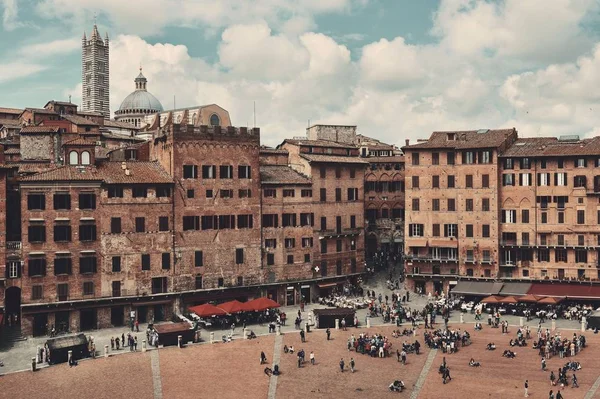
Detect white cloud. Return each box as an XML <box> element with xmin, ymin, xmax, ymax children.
<box><xmin>2</xmin><ymin>0</ymin><xmax>23</xmax><ymax>30</ymax></box>
<box><xmin>18</xmin><ymin>38</ymin><xmax>80</xmax><ymax>58</ymax></box>
<box><xmin>0</xmin><ymin>62</ymin><xmax>46</xmax><ymax>83</ymax></box>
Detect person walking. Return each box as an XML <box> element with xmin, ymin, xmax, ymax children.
<box><xmin>401</xmin><ymin>349</ymin><xmax>407</xmax><ymax>365</ymax></box>
<box><xmin>110</xmin><ymin>337</ymin><xmax>114</xmax><ymax>350</ymax></box>
<box><xmin>310</xmin><ymin>351</ymin><xmax>315</xmax><ymax>365</ymax></box>
<box><xmin>326</xmin><ymin>328</ymin><xmax>331</xmax><ymax>341</ymax></box>
<box><xmin>525</xmin><ymin>380</ymin><xmax>529</xmax><ymax>397</ymax></box>
<box><xmin>350</xmin><ymin>358</ymin><xmax>355</xmax><ymax>373</ymax></box>
<box><xmin>135</xmin><ymin>319</ymin><xmax>140</xmax><ymax>333</ymax></box>
<box><xmin>542</xmin><ymin>357</ymin><xmax>547</xmax><ymax>371</ymax></box>
<box><xmin>556</xmin><ymin>389</ymin><xmax>563</xmax><ymax>399</ymax></box>
<box><xmin>550</xmin><ymin>371</ymin><xmax>556</xmax><ymax>386</ymax></box>
<box><xmin>300</xmin><ymin>330</ymin><xmax>305</xmax><ymax>343</ymax></box>
<box><xmin>549</xmin><ymin>390</ymin><xmax>554</xmax><ymax>399</ymax></box>
<box><xmin>572</xmin><ymin>373</ymin><xmax>579</xmax><ymax>388</ymax></box>
<box><xmin>339</xmin><ymin>358</ymin><xmax>345</xmax><ymax>373</ymax></box>
<box><xmin>260</xmin><ymin>351</ymin><xmax>267</xmax><ymax>365</ymax></box>
<box><xmin>134</xmin><ymin>336</ymin><xmax>138</xmax><ymax>351</ymax></box>
<box><xmin>341</xmin><ymin>318</ymin><xmax>347</xmax><ymax>331</ymax></box>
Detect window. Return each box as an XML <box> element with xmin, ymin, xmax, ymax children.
<box><xmin>264</xmin><ymin>189</ymin><xmax>276</xmax><ymax>198</ymax></box>
<box><xmin>285</xmin><ymin>238</ymin><xmax>295</xmax><ymax>249</ymax></box>
<box><xmin>555</xmin><ymin>172</ymin><xmax>567</xmax><ymax>186</ymax></box>
<box><xmin>320</xmin><ymin>188</ymin><xmax>327</xmax><ymax>202</ymax></box>
<box><xmin>262</xmin><ymin>214</ymin><xmax>278</xmax><ymax>228</ymax></box>
<box><xmin>412</xmin><ymin>198</ymin><xmax>420</xmax><ymax>211</ymax></box>
<box><xmin>482</xmin><ymin>174</ymin><xmax>489</xmax><ymax>188</ymax></box>
<box><xmin>321</xmin><ymin>240</ymin><xmax>328</xmax><ymax>254</ymax></box>
<box><xmin>412</xmin><ymin>176</ymin><xmax>419</xmax><ymax>189</ymax></box>
<box><xmin>238</xmin><ymin>189</ymin><xmax>251</xmax><ymax>198</ymax></box>
<box><xmin>265</xmin><ymin>239</ymin><xmax>276</xmax><ymax>248</ymax></box>
<box><xmin>412</xmin><ymin>152</ymin><xmax>419</xmax><ymax>165</ymax></box>
<box><xmin>304</xmin><ymin>254</ymin><xmax>311</xmax><ymax>263</ymax></box>
<box><xmin>282</xmin><ymin>213</ymin><xmax>297</xmax><ymax>227</ymax></box>
<box><xmin>283</xmin><ymin>189</ymin><xmax>295</xmax><ymax>197</ymax></box>
<box><xmin>463</xmin><ymin>151</ymin><xmax>474</xmax><ymax>164</ymax></box>
<box><xmin>577</xmin><ymin>210</ymin><xmax>585</xmax><ymax>224</ymax></box>
<box><xmin>57</xmin><ymin>283</ymin><xmax>69</xmax><ymax>301</ymax></box>
<box><xmin>482</xmin><ymin>225</ymin><xmax>490</xmax><ymax>238</ymax></box>
<box><xmin>540</xmin><ymin>211</ymin><xmax>549</xmax><ymax>224</ymax></box>
<box><xmin>28</xmin><ymin>224</ymin><xmax>46</xmax><ymax>243</ymax></box>
<box><xmin>521</xmin><ymin>209</ymin><xmax>529</xmax><ymax>224</ymax></box>
<box><xmin>447</xmin><ymin>198</ymin><xmax>456</xmax><ymax>211</ymax></box>
<box><xmin>202</xmin><ymin>165</ymin><xmax>216</xmax><ymax>179</ymax></box>
<box><xmin>320</xmin><ymin>260</ymin><xmax>327</xmax><ymax>277</ymax></box>
<box><xmin>27</xmin><ymin>193</ymin><xmax>45</xmax><ymax>210</ymax></box>
<box><xmin>432</xmin><ymin>224</ymin><xmax>440</xmax><ymax>237</ymax></box>
<box><xmin>31</xmin><ymin>285</ymin><xmax>43</xmax><ymax>300</ymax></box>
<box><xmin>350</xmin><ymin>168</ymin><xmax>356</xmax><ymax>178</ymax></box>
<box><xmin>183</xmin><ymin>216</ymin><xmax>200</xmax><ymax>231</ymax></box>
<box><xmin>502</xmin><ymin>210</ymin><xmax>517</xmax><ymax>223</ymax></box>
<box><xmin>79</xmin><ymin>223</ymin><xmax>97</xmax><ymax>241</ymax></box>
<box><xmin>156</xmin><ymin>187</ymin><xmax>171</xmax><ymax>198</ymax></box>
<box><xmin>465</xmin><ymin>199</ymin><xmax>473</xmax><ymax>212</ymax></box>
<box><xmin>447</xmin><ymin>175</ymin><xmax>455</xmax><ymax>188</ymax></box>
<box><xmin>238</xmin><ymin>165</ymin><xmax>251</xmax><ymax>179</ymax></box>
<box><xmin>447</xmin><ymin>152</ymin><xmax>455</xmax><ymax>165</ymax></box>
<box><xmin>159</xmin><ymin>216</ymin><xmax>169</xmax><ymax>232</ymax></box>
<box><xmin>235</xmin><ymin>248</ymin><xmax>244</xmax><ymax>264</ymax></box>
<box><xmin>54</xmin><ymin>224</ymin><xmax>71</xmax><ymax>242</ymax></box>
<box><xmin>578</xmin><ymin>235</ymin><xmax>585</xmax><ymax>246</ymax></box>
<box><xmin>218</xmin><ymin>215</ymin><xmax>235</xmax><ymax>229</ymax></box>
<box><xmin>79</xmin><ymin>256</ymin><xmax>97</xmax><ymax>274</ymax></box>
<box><xmin>409</xmin><ymin>224</ymin><xmax>424</xmax><ymax>237</ymax></box>
<box><xmin>432</xmin><ymin>199</ymin><xmax>440</xmax><ymax>211</ymax></box>
<box><xmin>108</xmin><ymin>186</ymin><xmax>123</xmax><ymax>198</ymax></box>
<box><xmin>347</xmin><ymin>188</ymin><xmax>358</xmax><ymax>201</ymax></box>
<box><xmin>135</xmin><ymin>217</ymin><xmax>145</xmax><ymax>233</ymax></box>
<box><xmin>301</xmin><ymin>189</ymin><xmax>312</xmax><ymax>197</ymax></box>
<box><xmin>480</xmin><ymin>151</ymin><xmax>491</xmax><ymax>164</ymax></box>
<box><xmin>335</xmin><ymin>188</ymin><xmax>342</xmax><ymax>202</ymax></box>
<box><xmin>237</xmin><ymin>215</ymin><xmax>253</xmax><ymax>228</ymax></box>
<box><xmin>432</xmin><ymin>153</ymin><xmax>439</xmax><ymax>165</ymax></box>
<box><xmin>336</xmin><ymin>260</ymin><xmax>342</xmax><ymax>275</ymax></box>
<box><xmin>183</xmin><ymin>165</ymin><xmax>198</xmax><ymax>178</ymax></box>
<box><xmin>502</xmin><ymin>174</ymin><xmax>515</xmax><ymax>186</ymax></box>
<box><xmin>538</xmin><ymin>249</ymin><xmax>550</xmax><ymax>262</ymax></box>
<box><xmin>132</xmin><ymin>187</ymin><xmax>147</xmax><ymax>198</ymax></box>
<box><xmin>575</xmin><ymin>249</ymin><xmax>588</xmax><ymax>263</ymax></box>
<box><xmin>69</xmin><ymin>151</ymin><xmax>78</xmax><ymax>165</ymax></box>
<box><xmin>300</xmin><ymin>213</ymin><xmax>314</xmax><ymax>227</ymax></box>
<box><xmin>79</xmin><ymin>193</ymin><xmax>96</xmax><ymax>209</ymax></box>
<box><xmin>574</xmin><ymin>175</ymin><xmax>587</xmax><ymax>188</ymax></box>
<box><xmin>54</xmin><ymin>257</ymin><xmax>72</xmax><ymax>275</ymax></box>
<box><xmin>519</xmin><ymin>173</ymin><xmax>531</xmax><ymax>186</ymax></box>
<box><xmin>286</xmin><ymin>255</ymin><xmax>294</xmax><ymax>264</ymax></box>
<box><xmin>162</xmin><ymin>253</ymin><xmax>171</xmax><ymax>269</ymax></box>
<box><xmin>220</xmin><ymin>165</ymin><xmax>233</xmax><ymax>179</ymax></box>
<box><xmin>302</xmin><ymin>237</ymin><xmax>313</xmax><ymax>248</ymax></box>
<box><xmin>335</xmin><ymin>167</ymin><xmax>341</xmax><ymax>178</ymax></box>
<box><xmin>537</xmin><ymin>172</ymin><xmax>550</xmax><ymax>186</ymax></box>
<box><xmin>151</xmin><ymin>277</ymin><xmax>167</xmax><ymax>294</ymax></box>
<box><xmin>466</xmin><ymin>175</ymin><xmax>473</xmax><ymax>188</ymax></box>
<box><xmin>520</xmin><ymin>158</ymin><xmax>531</xmax><ymax>169</ymax></box>
<box><xmin>482</xmin><ymin>198</ymin><xmax>490</xmax><ymax>212</ymax></box>
<box><xmin>110</xmin><ymin>217</ymin><xmax>122</xmax><ymax>234</ymax></box>
<box><xmin>53</xmin><ymin>193</ymin><xmax>71</xmax><ymax>210</ymax></box>
<box><xmin>267</xmin><ymin>253</ymin><xmax>275</xmax><ymax>265</ymax></box>
<box><xmin>350</xmin><ymin>215</ymin><xmax>356</xmax><ymax>229</ymax></box>
<box><xmin>558</xmin><ymin>212</ymin><xmax>565</xmax><ymax>224</ymax></box>
<box><xmin>504</xmin><ymin>158</ymin><xmax>513</xmax><ymax>169</ymax></box>
<box><xmin>320</xmin><ymin>167</ymin><xmax>326</xmax><ymax>178</ymax></box>
<box><xmin>141</xmin><ymin>254</ymin><xmax>150</xmax><ymax>270</ymax></box>
<box><xmin>466</xmin><ymin>224</ymin><xmax>473</xmax><ymax>237</ymax></box>
<box><xmin>220</xmin><ymin>189</ymin><xmax>233</xmax><ymax>199</ymax></box>
<box><xmin>432</xmin><ymin>175</ymin><xmax>439</xmax><ymax>188</ymax></box>
<box><xmin>444</xmin><ymin>224</ymin><xmax>458</xmax><ymax>238</ymax></box>
<box><xmin>111</xmin><ymin>256</ymin><xmax>121</xmax><ymax>272</ymax></box>
<box><xmin>576</xmin><ymin>158</ymin><xmax>587</xmax><ymax>168</ymax></box>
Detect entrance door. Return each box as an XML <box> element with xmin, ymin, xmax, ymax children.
<box><xmin>137</xmin><ymin>306</ymin><xmax>148</xmax><ymax>323</ymax></box>
<box><xmin>33</xmin><ymin>313</ymin><xmax>48</xmax><ymax>337</ymax></box>
<box><xmin>433</xmin><ymin>281</ymin><xmax>443</xmax><ymax>296</ymax></box>
<box><xmin>366</xmin><ymin>235</ymin><xmax>377</xmax><ymax>259</ymax></box>
<box><xmin>4</xmin><ymin>286</ymin><xmax>21</xmax><ymax>326</ymax></box>
<box><xmin>111</xmin><ymin>306</ymin><xmax>124</xmax><ymax>326</ymax></box>
<box><xmin>80</xmin><ymin>309</ymin><xmax>97</xmax><ymax>331</ymax></box>
<box><xmin>153</xmin><ymin>305</ymin><xmax>165</xmax><ymax>322</ymax></box>
<box><xmin>266</xmin><ymin>289</ymin><xmax>277</xmax><ymax>302</ymax></box>
<box><xmin>55</xmin><ymin>311</ymin><xmax>70</xmax><ymax>333</ymax></box>
<box><xmin>558</xmin><ymin>269</ymin><xmax>565</xmax><ymax>280</ymax></box>
<box><xmin>300</xmin><ymin>286</ymin><xmax>311</xmax><ymax>303</ymax></box>
<box><xmin>286</xmin><ymin>288</ymin><xmax>295</xmax><ymax>306</ymax></box>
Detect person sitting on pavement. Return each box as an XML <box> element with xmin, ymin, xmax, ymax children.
<box><xmin>503</xmin><ymin>349</ymin><xmax>516</xmax><ymax>358</ymax></box>
<box><xmin>469</xmin><ymin>358</ymin><xmax>481</xmax><ymax>367</ymax></box>
<box><xmin>389</xmin><ymin>380</ymin><xmax>405</xmax><ymax>392</ymax></box>
<box><xmin>486</xmin><ymin>342</ymin><xmax>496</xmax><ymax>350</ymax></box>
<box><xmin>264</xmin><ymin>367</ymin><xmax>273</xmax><ymax>376</ymax></box>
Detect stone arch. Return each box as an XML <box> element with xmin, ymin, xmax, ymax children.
<box><xmin>502</xmin><ymin>198</ymin><xmax>516</xmax><ymax>208</ymax></box>
<box><xmin>519</xmin><ymin>197</ymin><xmax>531</xmax><ymax>208</ymax></box>
<box><xmin>69</xmin><ymin>151</ymin><xmax>79</xmax><ymax>165</ymax></box>
<box><xmin>81</xmin><ymin>151</ymin><xmax>91</xmax><ymax>165</ymax></box>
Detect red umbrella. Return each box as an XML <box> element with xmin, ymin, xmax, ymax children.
<box><xmin>481</xmin><ymin>295</ymin><xmax>503</xmax><ymax>304</ymax></box>
<box><xmin>243</xmin><ymin>297</ymin><xmax>281</xmax><ymax>312</ymax></box>
<box><xmin>189</xmin><ymin>303</ymin><xmax>227</xmax><ymax>317</ymax></box>
<box><xmin>518</xmin><ymin>294</ymin><xmax>542</xmax><ymax>303</ymax></box>
<box><xmin>538</xmin><ymin>296</ymin><xmax>565</xmax><ymax>305</ymax></box>
<box><xmin>217</xmin><ymin>300</ymin><xmax>245</xmax><ymax>314</ymax></box>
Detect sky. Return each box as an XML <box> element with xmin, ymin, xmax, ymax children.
<box><xmin>1</xmin><ymin>0</ymin><xmax>600</xmax><ymax>147</ymax></box>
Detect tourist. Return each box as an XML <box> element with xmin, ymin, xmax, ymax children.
<box><xmin>326</xmin><ymin>328</ymin><xmax>331</xmax><ymax>340</ymax></box>
<box><xmin>300</xmin><ymin>330</ymin><xmax>305</xmax><ymax>343</ymax></box>
<box><xmin>572</xmin><ymin>373</ymin><xmax>579</xmax><ymax>388</ymax></box>
<box><xmin>115</xmin><ymin>337</ymin><xmax>120</xmax><ymax>350</ymax></box>
<box><xmin>135</xmin><ymin>319</ymin><xmax>139</xmax><ymax>332</ymax></box>
<box><xmin>339</xmin><ymin>358</ymin><xmax>345</xmax><ymax>372</ymax></box>
<box><xmin>549</xmin><ymin>390</ymin><xmax>554</xmax><ymax>399</ymax></box>
<box><xmin>264</xmin><ymin>367</ymin><xmax>272</xmax><ymax>376</ymax></box>
<box><xmin>525</xmin><ymin>380</ymin><xmax>529</xmax><ymax>397</ymax></box>
<box><xmin>400</xmin><ymin>349</ymin><xmax>407</xmax><ymax>365</ymax></box>
<box><xmin>542</xmin><ymin>357</ymin><xmax>547</xmax><ymax>371</ymax></box>
<box><xmin>550</xmin><ymin>371</ymin><xmax>556</xmax><ymax>386</ymax></box>
<box><xmin>260</xmin><ymin>351</ymin><xmax>267</xmax><ymax>365</ymax></box>
<box><xmin>341</xmin><ymin>318</ymin><xmax>347</xmax><ymax>331</ymax></box>
<box><xmin>110</xmin><ymin>337</ymin><xmax>114</xmax><ymax>350</ymax></box>
<box><xmin>468</xmin><ymin>358</ymin><xmax>480</xmax><ymax>367</ymax></box>
<box><xmin>310</xmin><ymin>351</ymin><xmax>315</xmax><ymax>365</ymax></box>
<box><xmin>350</xmin><ymin>357</ymin><xmax>355</xmax><ymax>373</ymax></box>
<box><xmin>134</xmin><ymin>336</ymin><xmax>138</xmax><ymax>351</ymax></box>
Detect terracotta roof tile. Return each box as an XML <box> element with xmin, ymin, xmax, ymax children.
<box><xmin>260</xmin><ymin>146</ymin><xmax>288</xmax><ymax>154</ymax></box>
<box><xmin>0</xmin><ymin>107</ymin><xmax>23</xmax><ymax>115</ymax></box>
<box><xmin>24</xmin><ymin>108</ymin><xmax>57</xmax><ymax>115</ymax></box>
<box><xmin>61</xmin><ymin>114</ymin><xmax>99</xmax><ymax>126</ymax></box>
<box><xmin>300</xmin><ymin>154</ymin><xmax>368</xmax><ymax>164</ymax></box>
<box><xmin>45</xmin><ymin>101</ymin><xmax>76</xmax><ymax>107</ymax></box>
<box><xmin>63</xmin><ymin>137</ymin><xmax>97</xmax><ymax>147</ymax></box>
<box><xmin>365</xmin><ymin>155</ymin><xmax>405</xmax><ymax>163</ymax></box>
<box><xmin>283</xmin><ymin>139</ymin><xmax>357</xmax><ymax>149</ymax></box>
<box><xmin>20</xmin><ymin>126</ymin><xmax>59</xmax><ymax>134</ymax></box>
<box><xmin>19</xmin><ymin>166</ymin><xmax>104</xmax><ymax>182</ymax></box>
<box><xmin>260</xmin><ymin>165</ymin><xmax>311</xmax><ymax>185</ymax></box>
<box><xmin>103</xmin><ymin>120</ymin><xmax>140</xmax><ymax>130</ymax></box>
<box><xmin>4</xmin><ymin>148</ymin><xmax>19</xmax><ymax>154</ymax></box>
<box><xmin>501</xmin><ymin>137</ymin><xmax>600</xmax><ymax>157</ymax></box>
<box><xmin>404</xmin><ymin>129</ymin><xmax>517</xmax><ymax>150</ymax></box>
<box><xmin>99</xmin><ymin>162</ymin><xmax>173</xmax><ymax>184</ymax></box>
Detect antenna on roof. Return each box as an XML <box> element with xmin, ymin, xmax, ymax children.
<box><xmin>68</xmin><ymin>95</ymin><xmax>71</xmax><ymax>103</ymax></box>
<box><xmin>173</xmin><ymin>95</ymin><xmax>176</xmax><ymax>110</ymax></box>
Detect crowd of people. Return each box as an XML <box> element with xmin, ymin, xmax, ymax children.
<box><xmin>424</xmin><ymin>328</ymin><xmax>470</xmax><ymax>353</ymax></box>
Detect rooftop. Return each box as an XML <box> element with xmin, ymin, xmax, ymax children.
<box><xmin>282</xmin><ymin>139</ymin><xmax>357</xmax><ymax>149</ymax></box>
<box><xmin>300</xmin><ymin>154</ymin><xmax>369</xmax><ymax>164</ymax></box>
<box><xmin>19</xmin><ymin>165</ymin><xmax>104</xmax><ymax>182</ymax></box>
<box><xmin>365</xmin><ymin>155</ymin><xmax>405</xmax><ymax>163</ymax></box>
<box><xmin>63</xmin><ymin>137</ymin><xmax>97</xmax><ymax>147</ymax></box>
<box><xmin>23</xmin><ymin>108</ymin><xmax>57</xmax><ymax>115</ymax></box>
<box><xmin>0</xmin><ymin>118</ymin><xmax>20</xmax><ymax>127</ymax></box>
<box><xmin>0</xmin><ymin>107</ymin><xmax>23</xmax><ymax>115</ymax></box>
<box><xmin>501</xmin><ymin>136</ymin><xmax>600</xmax><ymax>157</ymax></box>
<box><xmin>103</xmin><ymin>120</ymin><xmax>140</xmax><ymax>130</ymax></box>
<box><xmin>260</xmin><ymin>165</ymin><xmax>311</xmax><ymax>185</ymax></box>
<box><xmin>404</xmin><ymin>128</ymin><xmax>517</xmax><ymax>150</ymax></box>
<box><xmin>45</xmin><ymin>100</ymin><xmax>77</xmax><ymax>108</ymax></box>
<box><xmin>61</xmin><ymin>114</ymin><xmax>99</xmax><ymax>126</ymax></box>
<box><xmin>20</xmin><ymin>126</ymin><xmax>59</xmax><ymax>134</ymax></box>
<box><xmin>259</xmin><ymin>146</ymin><xmax>288</xmax><ymax>155</ymax></box>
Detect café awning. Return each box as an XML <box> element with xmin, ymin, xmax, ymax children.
<box><xmin>528</xmin><ymin>283</ymin><xmax>600</xmax><ymax>300</ymax></box>
<box><xmin>189</xmin><ymin>303</ymin><xmax>227</xmax><ymax>317</ymax></box>
<box><xmin>451</xmin><ymin>281</ymin><xmax>503</xmax><ymax>296</ymax></box>
<box><xmin>499</xmin><ymin>282</ymin><xmax>532</xmax><ymax>296</ymax></box>
<box><xmin>217</xmin><ymin>300</ymin><xmax>245</xmax><ymax>314</ymax></box>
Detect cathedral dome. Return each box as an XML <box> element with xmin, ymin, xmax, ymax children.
<box><xmin>118</xmin><ymin>90</ymin><xmax>163</xmax><ymax>113</ymax></box>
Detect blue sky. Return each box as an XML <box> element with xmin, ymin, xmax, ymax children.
<box><xmin>1</xmin><ymin>0</ymin><xmax>600</xmax><ymax>146</ymax></box>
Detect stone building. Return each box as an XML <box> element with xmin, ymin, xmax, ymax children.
<box><xmin>403</xmin><ymin>129</ymin><xmax>517</xmax><ymax>295</ymax></box>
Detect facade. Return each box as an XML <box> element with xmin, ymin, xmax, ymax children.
<box><xmin>82</xmin><ymin>24</ymin><xmax>110</xmax><ymax>118</ymax></box>
<box><xmin>114</xmin><ymin>69</ymin><xmax>164</xmax><ymax>127</ymax></box>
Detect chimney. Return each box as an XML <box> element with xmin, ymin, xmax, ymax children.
<box><xmin>121</xmin><ymin>162</ymin><xmax>127</xmax><ymax>170</ymax></box>
<box><xmin>405</xmin><ymin>139</ymin><xmax>410</xmax><ymax>146</ymax></box>
<box><xmin>125</xmin><ymin>168</ymin><xmax>131</xmax><ymax>176</ymax></box>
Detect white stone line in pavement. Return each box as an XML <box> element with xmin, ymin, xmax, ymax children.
<box><xmin>267</xmin><ymin>333</ymin><xmax>284</xmax><ymax>399</ymax></box>
<box><xmin>584</xmin><ymin>374</ymin><xmax>600</xmax><ymax>399</ymax></box>
<box><xmin>150</xmin><ymin>349</ymin><xmax>163</xmax><ymax>399</ymax></box>
<box><xmin>409</xmin><ymin>349</ymin><xmax>438</xmax><ymax>399</ymax></box>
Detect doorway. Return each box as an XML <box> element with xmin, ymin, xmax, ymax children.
<box><xmin>286</xmin><ymin>287</ymin><xmax>295</xmax><ymax>306</ymax></box>
<box><xmin>111</xmin><ymin>306</ymin><xmax>124</xmax><ymax>326</ymax></box>
<box><xmin>80</xmin><ymin>309</ymin><xmax>97</xmax><ymax>331</ymax></box>
<box><xmin>137</xmin><ymin>306</ymin><xmax>148</xmax><ymax>323</ymax></box>
<box><xmin>300</xmin><ymin>286</ymin><xmax>311</xmax><ymax>304</ymax></box>
<box><xmin>55</xmin><ymin>311</ymin><xmax>70</xmax><ymax>334</ymax></box>
<box><xmin>366</xmin><ymin>235</ymin><xmax>378</xmax><ymax>259</ymax></box>
<box><xmin>4</xmin><ymin>286</ymin><xmax>21</xmax><ymax>326</ymax></box>
<box><xmin>433</xmin><ymin>281</ymin><xmax>444</xmax><ymax>296</ymax></box>
<box><xmin>153</xmin><ymin>305</ymin><xmax>165</xmax><ymax>322</ymax></box>
<box><xmin>33</xmin><ymin>313</ymin><xmax>48</xmax><ymax>337</ymax></box>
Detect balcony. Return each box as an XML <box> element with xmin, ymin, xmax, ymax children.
<box><xmin>6</xmin><ymin>241</ymin><xmax>22</xmax><ymax>251</ymax></box>
<box><xmin>405</xmin><ymin>254</ymin><xmax>458</xmax><ymax>263</ymax></box>
<box><xmin>319</xmin><ymin>228</ymin><xmax>362</xmax><ymax>238</ymax></box>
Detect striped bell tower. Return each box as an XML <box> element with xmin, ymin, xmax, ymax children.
<box><xmin>82</xmin><ymin>24</ymin><xmax>110</xmax><ymax>119</ymax></box>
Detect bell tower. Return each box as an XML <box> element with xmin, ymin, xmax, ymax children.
<box><xmin>82</xmin><ymin>24</ymin><xmax>110</xmax><ymax>119</ymax></box>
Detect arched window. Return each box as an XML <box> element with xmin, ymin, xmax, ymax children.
<box><xmin>192</xmin><ymin>113</ymin><xmax>197</xmax><ymax>125</ymax></box>
<box><xmin>69</xmin><ymin>151</ymin><xmax>78</xmax><ymax>165</ymax></box>
<box><xmin>210</xmin><ymin>113</ymin><xmax>220</xmax><ymax>126</ymax></box>
<box><xmin>81</xmin><ymin>151</ymin><xmax>91</xmax><ymax>165</ymax></box>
